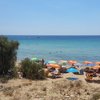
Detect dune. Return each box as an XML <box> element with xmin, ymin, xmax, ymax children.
<box><xmin>0</xmin><ymin>73</ymin><xmax>100</xmax><ymax>100</ymax></box>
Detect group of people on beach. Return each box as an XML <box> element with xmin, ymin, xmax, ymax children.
<box><xmin>44</xmin><ymin>67</ymin><xmax>62</xmax><ymax>79</ymax></box>
<box><xmin>17</xmin><ymin>58</ymin><xmax>100</xmax><ymax>81</ymax></box>
<box><xmin>40</xmin><ymin>59</ymin><xmax>100</xmax><ymax>80</ymax></box>
<box><xmin>43</xmin><ymin>60</ymin><xmax>100</xmax><ymax>81</ymax></box>
<box><xmin>43</xmin><ymin>63</ymin><xmax>80</xmax><ymax>79</ymax></box>
<box><xmin>84</xmin><ymin>67</ymin><xmax>100</xmax><ymax>81</ymax></box>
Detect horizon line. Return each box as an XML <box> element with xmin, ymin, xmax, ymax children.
<box><xmin>1</xmin><ymin>34</ymin><xmax>100</xmax><ymax>36</ymax></box>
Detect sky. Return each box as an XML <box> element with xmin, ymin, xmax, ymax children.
<box><xmin>0</xmin><ymin>0</ymin><xmax>100</xmax><ymax>35</ymax></box>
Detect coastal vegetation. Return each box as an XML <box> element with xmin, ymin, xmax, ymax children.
<box><xmin>0</xmin><ymin>36</ymin><xmax>19</xmax><ymax>77</ymax></box>
<box><xmin>20</xmin><ymin>58</ymin><xmax>45</xmax><ymax>80</ymax></box>
<box><xmin>0</xmin><ymin>36</ymin><xmax>45</xmax><ymax>80</ymax></box>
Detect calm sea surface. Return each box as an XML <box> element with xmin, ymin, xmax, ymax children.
<box><xmin>6</xmin><ymin>35</ymin><xmax>100</xmax><ymax>62</ymax></box>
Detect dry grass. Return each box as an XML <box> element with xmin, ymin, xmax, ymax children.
<box><xmin>3</xmin><ymin>87</ymin><xmax>14</xmax><ymax>96</ymax></box>
<box><xmin>0</xmin><ymin>77</ymin><xmax>100</xmax><ymax>100</ymax></box>
<box><xmin>90</xmin><ymin>93</ymin><xmax>100</xmax><ymax>100</ymax></box>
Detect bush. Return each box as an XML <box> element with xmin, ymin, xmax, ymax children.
<box><xmin>0</xmin><ymin>36</ymin><xmax>19</xmax><ymax>76</ymax></box>
<box><xmin>8</xmin><ymin>67</ymin><xmax>18</xmax><ymax>78</ymax></box>
<box><xmin>20</xmin><ymin>58</ymin><xmax>45</xmax><ymax>80</ymax></box>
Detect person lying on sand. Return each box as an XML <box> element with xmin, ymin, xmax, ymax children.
<box><xmin>84</xmin><ymin>67</ymin><xmax>94</xmax><ymax>81</ymax></box>
<box><xmin>48</xmin><ymin>68</ymin><xmax>62</xmax><ymax>79</ymax></box>
<box><xmin>96</xmin><ymin>68</ymin><xmax>100</xmax><ymax>78</ymax></box>
<box><xmin>86</xmin><ymin>72</ymin><xmax>93</xmax><ymax>81</ymax></box>
<box><xmin>86</xmin><ymin>70</ymin><xmax>94</xmax><ymax>81</ymax></box>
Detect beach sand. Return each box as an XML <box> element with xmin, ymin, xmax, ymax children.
<box><xmin>0</xmin><ymin>73</ymin><xmax>100</xmax><ymax>100</ymax></box>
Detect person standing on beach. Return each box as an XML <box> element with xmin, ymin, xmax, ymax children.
<box><xmin>41</xmin><ymin>58</ymin><xmax>45</xmax><ymax>66</ymax></box>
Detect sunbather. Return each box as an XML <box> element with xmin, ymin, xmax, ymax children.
<box><xmin>96</xmin><ymin>68</ymin><xmax>100</xmax><ymax>78</ymax></box>
<box><xmin>84</xmin><ymin>67</ymin><xmax>94</xmax><ymax>81</ymax></box>
<box><xmin>86</xmin><ymin>73</ymin><xmax>93</xmax><ymax>81</ymax></box>
<box><xmin>48</xmin><ymin>68</ymin><xmax>62</xmax><ymax>78</ymax></box>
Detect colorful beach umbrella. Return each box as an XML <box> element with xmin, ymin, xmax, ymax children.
<box><xmin>66</xmin><ymin>68</ymin><xmax>79</xmax><ymax>80</ymax></box>
<box><xmin>66</xmin><ymin>67</ymin><xmax>79</xmax><ymax>73</ymax></box>
<box><xmin>83</xmin><ymin>61</ymin><xmax>93</xmax><ymax>64</ymax></box>
<box><xmin>68</xmin><ymin>60</ymin><xmax>77</xmax><ymax>65</ymax></box>
<box><xmin>93</xmin><ymin>65</ymin><xmax>100</xmax><ymax>69</ymax></box>
<box><xmin>58</xmin><ymin>60</ymin><xmax>68</xmax><ymax>66</ymax></box>
<box><xmin>86</xmin><ymin>63</ymin><xmax>95</xmax><ymax>67</ymax></box>
<box><xmin>31</xmin><ymin>57</ymin><xmax>40</xmax><ymax>61</ymax></box>
<box><xmin>46</xmin><ymin>64</ymin><xmax>60</xmax><ymax>69</ymax></box>
<box><xmin>83</xmin><ymin>61</ymin><xmax>95</xmax><ymax>68</ymax></box>
<box><xmin>74</xmin><ymin>63</ymin><xmax>82</xmax><ymax>67</ymax></box>
<box><xmin>95</xmin><ymin>62</ymin><xmax>100</xmax><ymax>65</ymax></box>
<box><xmin>47</xmin><ymin>60</ymin><xmax>57</xmax><ymax>64</ymax></box>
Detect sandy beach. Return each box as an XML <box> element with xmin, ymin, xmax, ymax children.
<box><xmin>1</xmin><ymin>0</ymin><xmax>100</xmax><ymax>99</ymax></box>
<box><xmin>0</xmin><ymin>73</ymin><xmax>100</xmax><ymax>100</ymax></box>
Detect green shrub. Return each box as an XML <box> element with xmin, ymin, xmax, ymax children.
<box><xmin>9</xmin><ymin>67</ymin><xmax>18</xmax><ymax>78</ymax></box>
<box><xmin>20</xmin><ymin>58</ymin><xmax>45</xmax><ymax>80</ymax></box>
<box><xmin>0</xmin><ymin>36</ymin><xmax>19</xmax><ymax>76</ymax></box>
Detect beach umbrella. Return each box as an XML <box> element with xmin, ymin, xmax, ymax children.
<box><xmin>93</xmin><ymin>65</ymin><xmax>100</xmax><ymax>69</ymax></box>
<box><xmin>86</xmin><ymin>63</ymin><xmax>96</xmax><ymax>67</ymax></box>
<box><xmin>31</xmin><ymin>57</ymin><xmax>40</xmax><ymax>61</ymax></box>
<box><xmin>66</xmin><ymin>67</ymin><xmax>79</xmax><ymax>73</ymax></box>
<box><xmin>58</xmin><ymin>60</ymin><xmax>68</xmax><ymax>66</ymax></box>
<box><xmin>46</xmin><ymin>64</ymin><xmax>60</xmax><ymax>69</ymax></box>
<box><xmin>83</xmin><ymin>61</ymin><xmax>94</xmax><ymax>68</ymax></box>
<box><xmin>66</xmin><ymin>68</ymin><xmax>79</xmax><ymax>80</ymax></box>
<box><xmin>95</xmin><ymin>62</ymin><xmax>100</xmax><ymax>65</ymax></box>
<box><xmin>68</xmin><ymin>60</ymin><xmax>77</xmax><ymax>65</ymax></box>
<box><xmin>83</xmin><ymin>61</ymin><xmax>93</xmax><ymax>64</ymax></box>
<box><xmin>47</xmin><ymin>60</ymin><xmax>57</xmax><ymax>64</ymax></box>
<box><xmin>74</xmin><ymin>63</ymin><xmax>83</xmax><ymax>67</ymax></box>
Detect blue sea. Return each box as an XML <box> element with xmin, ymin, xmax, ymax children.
<box><xmin>6</xmin><ymin>35</ymin><xmax>100</xmax><ymax>62</ymax></box>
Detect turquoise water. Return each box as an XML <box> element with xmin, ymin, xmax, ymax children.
<box><xmin>7</xmin><ymin>35</ymin><xmax>100</xmax><ymax>62</ymax></box>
